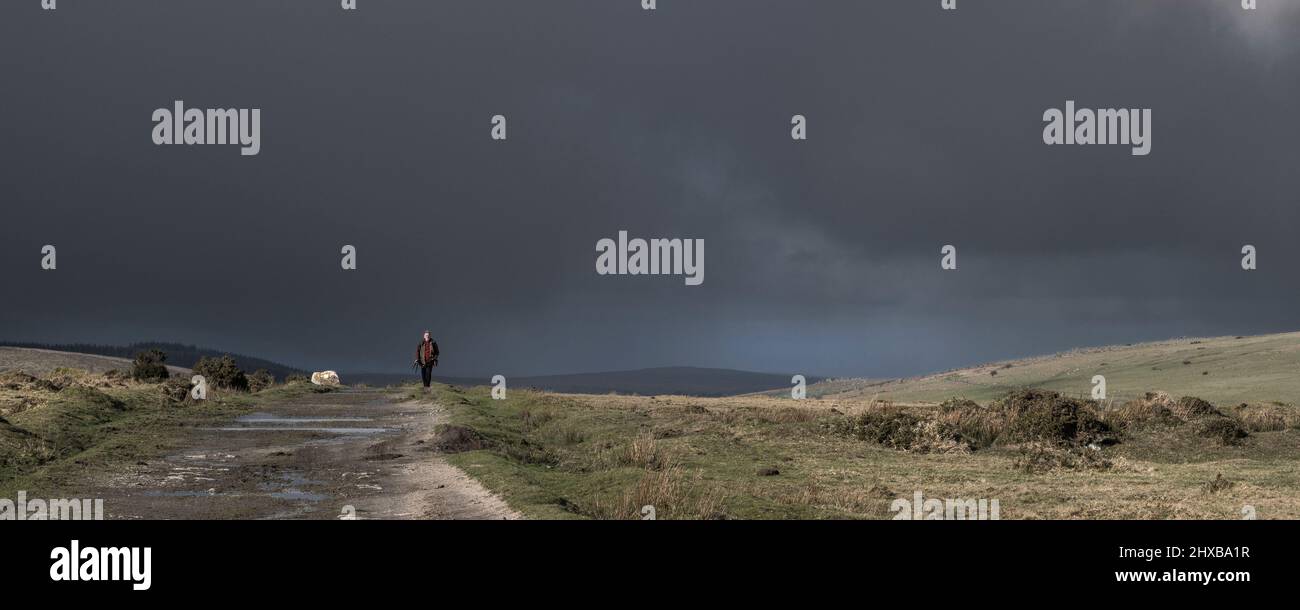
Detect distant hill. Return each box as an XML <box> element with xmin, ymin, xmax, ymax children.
<box><xmin>0</xmin><ymin>342</ymin><xmax>304</xmax><ymax>381</ymax></box>
<box><xmin>0</xmin><ymin>347</ymin><xmax>192</xmax><ymax>377</ymax></box>
<box><xmin>810</xmin><ymin>332</ymin><xmax>1300</xmax><ymax>406</ymax></box>
<box><xmin>349</xmin><ymin>367</ymin><xmax>821</xmax><ymax>397</ymax></box>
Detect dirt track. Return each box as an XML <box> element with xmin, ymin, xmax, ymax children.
<box><xmin>83</xmin><ymin>388</ymin><xmax>520</xmax><ymax>520</ymax></box>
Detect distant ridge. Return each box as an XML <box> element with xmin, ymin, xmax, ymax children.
<box><xmin>0</xmin><ymin>341</ymin><xmax>305</xmax><ymax>381</ymax></box>
<box><xmin>349</xmin><ymin>366</ymin><xmax>822</xmax><ymax>397</ymax></box>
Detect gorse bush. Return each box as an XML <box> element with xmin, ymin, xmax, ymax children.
<box><xmin>130</xmin><ymin>349</ymin><xmax>170</xmax><ymax>382</ymax></box>
<box><xmin>990</xmin><ymin>389</ymin><xmax>1116</xmax><ymax>447</ymax></box>
<box><xmin>192</xmin><ymin>355</ymin><xmax>248</xmax><ymax>391</ymax></box>
<box><xmin>835</xmin><ymin>390</ymin><xmax>1254</xmax><ymax>456</ymax></box>
<box><xmin>831</xmin><ymin>389</ymin><xmax>1119</xmax><ymax>452</ymax></box>
<box><xmin>936</xmin><ymin>397</ymin><xmax>1002</xmax><ymax>448</ymax></box>
<box><xmin>1106</xmin><ymin>392</ymin><xmax>1251</xmax><ymax>445</ymax></box>
<box><xmin>827</xmin><ymin>408</ymin><xmax>970</xmax><ymax>454</ymax></box>
<box><xmin>247</xmin><ymin>369</ymin><xmax>275</xmax><ymax>392</ymax></box>
<box><xmin>935</xmin><ymin>390</ymin><xmax>1116</xmax><ymax>449</ymax></box>
<box><xmin>1195</xmin><ymin>416</ymin><xmax>1249</xmax><ymax>446</ymax></box>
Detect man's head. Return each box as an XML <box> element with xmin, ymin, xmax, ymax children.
<box><xmin>422</xmin><ymin>331</ymin><xmax>431</xmax><ymax>342</ymax></box>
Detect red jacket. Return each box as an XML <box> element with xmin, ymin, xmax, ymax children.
<box><xmin>416</xmin><ymin>340</ymin><xmax>439</xmax><ymax>366</ymax></box>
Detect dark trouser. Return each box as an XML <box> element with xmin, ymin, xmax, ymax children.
<box><xmin>421</xmin><ymin>364</ymin><xmax>435</xmax><ymax>388</ymax></box>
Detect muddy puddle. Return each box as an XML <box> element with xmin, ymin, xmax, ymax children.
<box><xmin>237</xmin><ymin>413</ymin><xmax>375</xmax><ymax>424</ymax></box>
<box><xmin>143</xmin><ymin>489</ymin><xmax>219</xmax><ymax>498</ymax></box>
<box><xmin>205</xmin><ymin>413</ymin><xmax>392</xmax><ymax>435</ymax></box>
<box><xmin>211</xmin><ymin>426</ymin><xmax>390</xmax><ymax>434</ymax></box>
<box><xmin>261</xmin><ymin>472</ymin><xmax>329</xmax><ymax>502</ymax></box>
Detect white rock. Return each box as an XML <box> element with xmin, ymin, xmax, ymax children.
<box><xmin>311</xmin><ymin>370</ymin><xmax>341</xmax><ymax>386</ymax></box>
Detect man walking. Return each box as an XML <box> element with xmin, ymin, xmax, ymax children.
<box><xmin>415</xmin><ymin>331</ymin><xmax>439</xmax><ymax>390</ymax></box>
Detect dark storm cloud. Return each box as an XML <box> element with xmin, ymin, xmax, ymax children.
<box><xmin>2</xmin><ymin>1</ymin><xmax>1297</xmax><ymax>378</ymax></box>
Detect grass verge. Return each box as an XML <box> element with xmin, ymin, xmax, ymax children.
<box><xmin>403</xmin><ymin>383</ymin><xmax>1300</xmax><ymax>520</ymax></box>
<box><xmin>0</xmin><ymin>371</ymin><xmax>330</xmax><ymax>498</ymax></box>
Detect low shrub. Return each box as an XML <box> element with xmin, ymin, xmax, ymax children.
<box><xmin>1195</xmin><ymin>416</ymin><xmax>1249</xmax><ymax>446</ymax></box>
<box><xmin>990</xmin><ymin>389</ymin><xmax>1116</xmax><ymax>447</ymax></box>
<box><xmin>159</xmin><ymin>376</ymin><xmax>193</xmax><ymax>403</ymax></box>
<box><xmin>247</xmin><ymin>369</ymin><xmax>275</xmax><ymax>393</ymax></box>
<box><xmin>130</xmin><ymin>349</ymin><xmax>170</xmax><ymax>382</ymax></box>
<box><xmin>192</xmin><ymin>355</ymin><xmax>248</xmax><ymax>391</ymax></box>
<box><xmin>827</xmin><ymin>408</ymin><xmax>970</xmax><ymax>454</ymax></box>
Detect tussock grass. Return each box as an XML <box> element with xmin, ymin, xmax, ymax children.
<box><xmin>589</xmin><ymin>465</ymin><xmax>724</xmax><ymax>520</ymax></box>
<box><xmin>1228</xmin><ymin>402</ymin><xmax>1300</xmax><ymax>432</ymax></box>
<box><xmin>776</xmin><ymin>481</ymin><xmax>894</xmax><ymax>515</ymax></box>
<box><xmin>1013</xmin><ymin>442</ymin><xmax>1114</xmax><ymax>474</ymax></box>
<box><xmin>1202</xmin><ymin>473</ymin><xmax>1235</xmax><ymax>494</ymax></box>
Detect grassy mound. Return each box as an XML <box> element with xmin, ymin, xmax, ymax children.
<box><xmin>831</xmin><ymin>389</ymin><xmax>1118</xmax><ymax>453</ymax></box>
<box><xmin>1108</xmin><ymin>392</ymin><xmax>1251</xmax><ymax>446</ymax></box>
<box><xmin>0</xmin><ymin>371</ymin><xmax>60</xmax><ymax>392</ymax></box>
<box><xmin>1013</xmin><ymin>441</ymin><xmax>1114</xmax><ymax>474</ymax></box>
<box><xmin>6</xmin><ymin>386</ymin><xmax>126</xmax><ymax>460</ymax></box>
<box><xmin>0</xmin><ymin>368</ymin><xmax>262</xmax><ymax>494</ymax></box>
<box><xmin>1172</xmin><ymin>396</ymin><xmax>1221</xmax><ymax>419</ymax></box>
<box><xmin>429</xmin><ymin>424</ymin><xmax>488</xmax><ymax>453</ymax></box>
<box><xmin>1194</xmin><ymin>417</ymin><xmax>1249</xmax><ymax>446</ymax></box>
<box><xmin>829</xmin><ymin>388</ymin><xmax>1264</xmax><ymax>459</ymax></box>
<box><xmin>0</xmin><ymin>416</ymin><xmax>45</xmax><ymax>469</ymax></box>
<box><xmin>1228</xmin><ymin>402</ymin><xmax>1300</xmax><ymax>432</ymax></box>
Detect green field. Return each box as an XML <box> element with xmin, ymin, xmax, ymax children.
<box><xmin>811</xmin><ymin>332</ymin><xmax>1300</xmax><ymax>406</ymax></box>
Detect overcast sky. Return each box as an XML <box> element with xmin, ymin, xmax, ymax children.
<box><xmin>2</xmin><ymin>1</ymin><xmax>1298</xmax><ymax>378</ymax></box>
